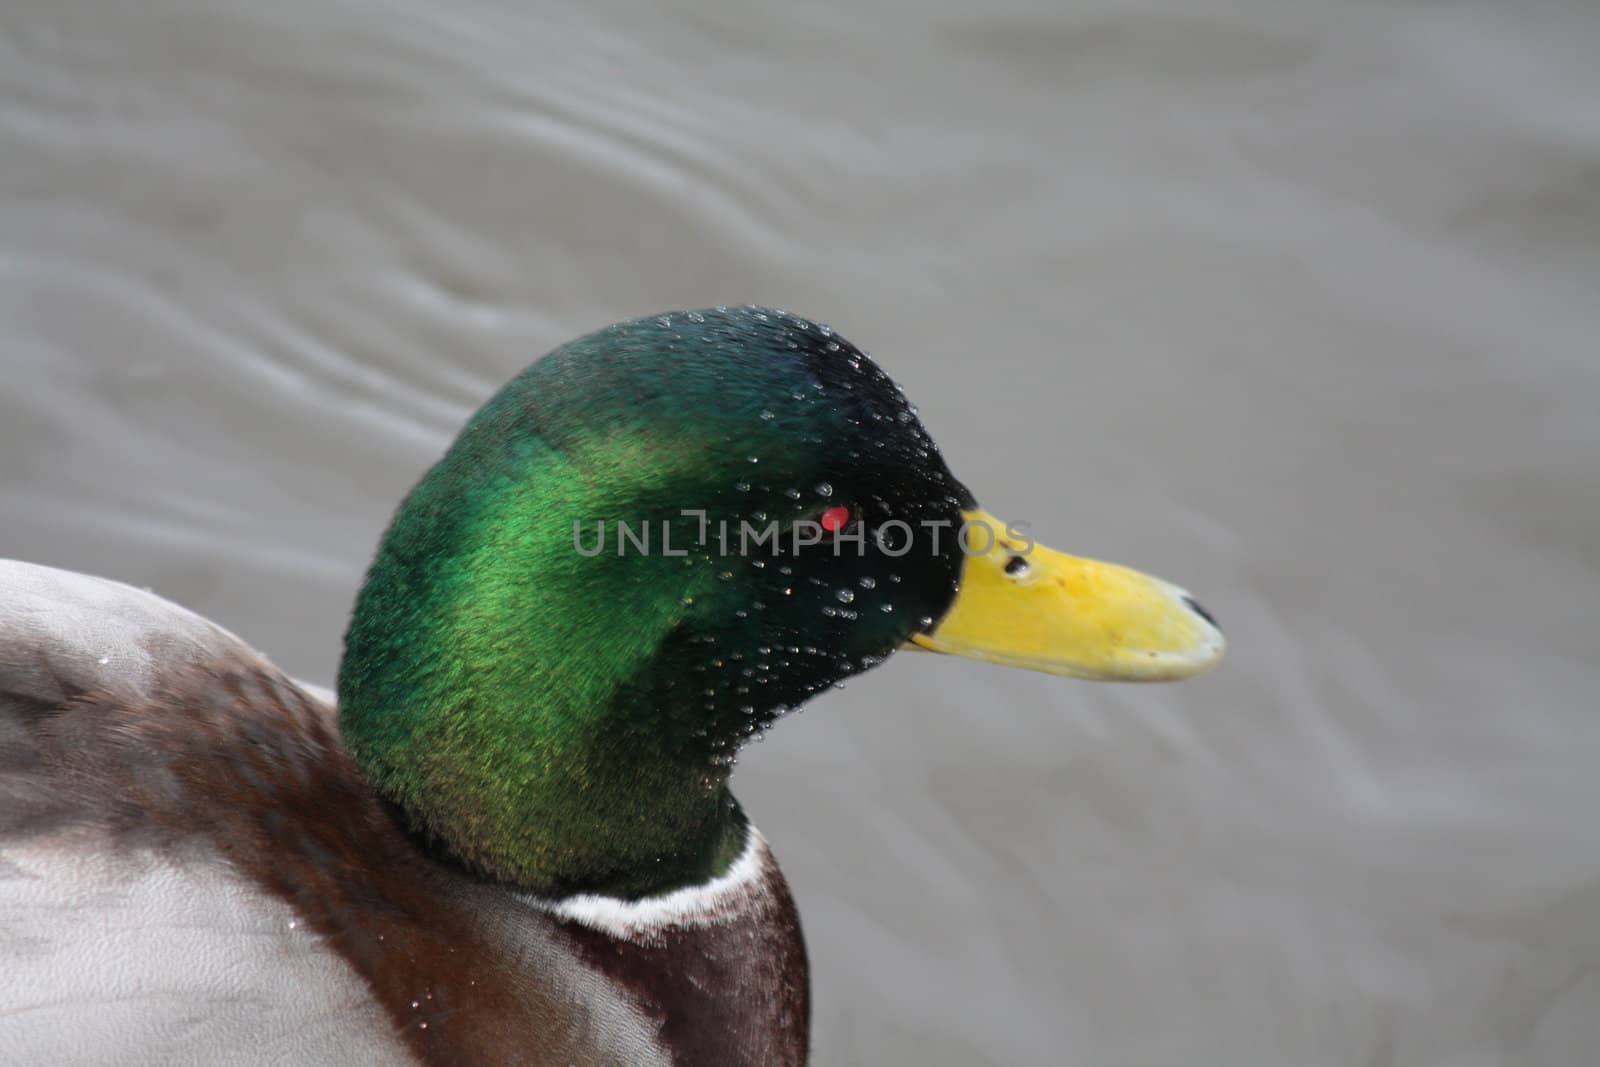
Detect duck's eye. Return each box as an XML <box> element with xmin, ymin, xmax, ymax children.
<box><xmin>818</xmin><ymin>505</ymin><xmax>851</xmax><ymax>533</ymax></box>
<box><xmin>1004</xmin><ymin>554</ymin><xmax>1030</xmax><ymax>577</ymax></box>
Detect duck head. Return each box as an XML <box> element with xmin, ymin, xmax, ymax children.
<box><xmin>339</xmin><ymin>307</ymin><xmax>1223</xmax><ymax>897</ymax></box>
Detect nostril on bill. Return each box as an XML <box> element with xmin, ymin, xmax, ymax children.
<box><xmin>1181</xmin><ymin>595</ymin><xmax>1220</xmax><ymax>631</ymax></box>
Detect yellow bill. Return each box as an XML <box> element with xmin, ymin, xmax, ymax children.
<box><xmin>908</xmin><ymin>510</ymin><xmax>1225</xmax><ymax>681</ymax></box>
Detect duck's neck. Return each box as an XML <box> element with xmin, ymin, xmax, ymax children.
<box><xmin>337</xmin><ymin>385</ymin><xmax>745</xmax><ymax>899</ymax></box>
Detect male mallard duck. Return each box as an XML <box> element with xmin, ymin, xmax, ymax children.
<box><xmin>0</xmin><ymin>307</ymin><xmax>1223</xmax><ymax>1065</ymax></box>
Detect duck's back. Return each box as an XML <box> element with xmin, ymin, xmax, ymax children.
<box><xmin>0</xmin><ymin>561</ymin><xmax>807</xmax><ymax>1067</ymax></box>
<box><xmin>0</xmin><ymin>561</ymin><xmax>416</xmax><ymax>1064</ymax></box>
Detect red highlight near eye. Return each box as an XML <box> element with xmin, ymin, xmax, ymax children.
<box><xmin>819</xmin><ymin>505</ymin><xmax>850</xmax><ymax>533</ymax></box>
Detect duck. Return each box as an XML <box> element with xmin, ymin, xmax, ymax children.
<box><xmin>0</xmin><ymin>306</ymin><xmax>1224</xmax><ymax>1066</ymax></box>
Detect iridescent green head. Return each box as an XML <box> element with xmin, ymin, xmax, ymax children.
<box><xmin>339</xmin><ymin>308</ymin><xmax>974</xmax><ymax>895</ymax></box>
<box><xmin>339</xmin><ymin>306</ymin><xmax>1226</xmax><ymax>897</ymax></box>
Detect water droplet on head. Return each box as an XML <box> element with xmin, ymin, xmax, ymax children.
<box><xmin>760</xmin><ymin>410</ymin><xmax>776</xmax><ymax>421</ymax></box>
<box><xmin>735</xmin><ymin>481</ymin><xmax>751</xmax><ymax>492</ymax></box>
<box><xmin>835</xmin><ymin>588</ymin><xmax>855</xmax><ymax>604</ymax></box>
<box><xmin>815</xmin><ymin>482</ymin><xmax>833</xmax><ymax>497</ymax></box>
<box><xmin>785</xmin><ymin>488</ymin><xmax>801</xmax><ymax>500</ymax></box>
<box><xmin>858</xmin><ymin>576</ymin><xmax>876</xmax><ymax>589</ymax></box>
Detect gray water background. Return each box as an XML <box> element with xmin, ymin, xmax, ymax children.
<box><xmin>3</xmin><ymin>2</ymin><xmax>1599</xmax><ymax>1063</ymax></box>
